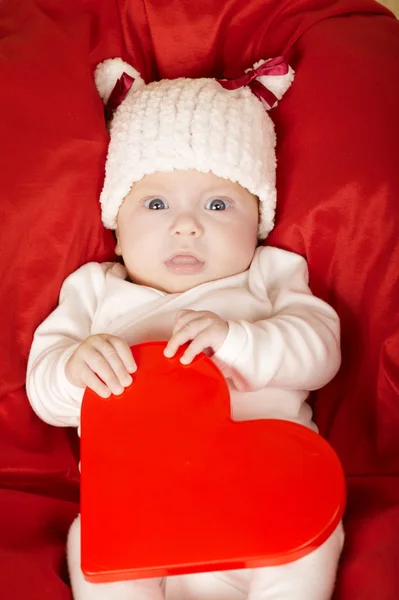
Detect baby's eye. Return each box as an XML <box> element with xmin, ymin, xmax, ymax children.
<box><xmin>144</xmin><ymin>198</ymin><xmax>169</xmax><ymax>210</ymax></box>
<box><xmin>205</xmin><ymin>198</ymin><xmax>231</xmax><ymax>211</ymax></box>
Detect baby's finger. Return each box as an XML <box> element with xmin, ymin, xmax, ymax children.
<box><xmin>173</xmin><ymin>308</ymin><xmax>195</xmax><ymax>325</ymax></box>
<box><xmin>180</xmin><ymin>328</ymin><xmax>214</xmax><ymax>364</ymax></box>
<box><xmin>80</xmin><ymin>363</ymin><xmax>112</xmax><ymax>399</ymax></box>
<box><xmin>164</xmin><ymin>316</ymin><xmax>207</xmax><ymax>357</ymax></box>
<box><xmin>102</xmin><ymin>337</ymin><xmax>135</xmax><ymax>388</ymax></box>
<box><xmin>108</xmin><ymin>336</ymin><xmax>137</xmax><ymax>374</ymax></box>
<box><xmin>92</xmin><ymin>338</ymin><xmax>133</xmax><ymax>389</ymax></box>
<box><xmin>85</xmin><ymin>350</ymin><xmax>125</xmax><ymax>395</ymax></box>
<box><xmin>172</xmin><ymin>310</ymin><xmax>207</xmax><ymax>334</ymax></box>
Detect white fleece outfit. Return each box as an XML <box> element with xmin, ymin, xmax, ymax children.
<box><xmin>27</xmin><ymin>245</ymin><xmax>344</xmax><ymax>600</ymax></box>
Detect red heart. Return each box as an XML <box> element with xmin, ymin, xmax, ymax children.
<box><xmin>80</xmin><ymin>342</ymin><xmax>345</xmax><ymax>584</ymax></box>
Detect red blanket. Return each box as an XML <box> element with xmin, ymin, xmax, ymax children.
<box><xmin>1</xmin><ymin>1</ymin><xmax>398</xmax><ymax>597</ymax></box>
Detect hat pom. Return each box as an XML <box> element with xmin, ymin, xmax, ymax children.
<box><xmin>251</xmin><ymin>58</ymin><xmax>295</xmax><ymax>110</ymax></box>
<box><xmin>94</xmin><ymin>58</ymin><xmax>144</xmax><ymax>104</ymax></box>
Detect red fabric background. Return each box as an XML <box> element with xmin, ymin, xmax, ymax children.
<box><xmin>0</xmin><ymin>0</ymin><xmax>398</xmax><ymax>598</ymax></box>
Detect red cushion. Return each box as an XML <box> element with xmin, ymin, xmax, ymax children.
<box><xmin>0</xmin><ymin>0</ymin><xmax>398</xmax><ymax>598</ymax></box>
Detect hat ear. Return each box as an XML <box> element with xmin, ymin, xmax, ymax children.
<box><xmin>251</xmin><ymin>58</ymin><xmax>295</xmax><ymax>110</ymax></box>
<box><xmin>94</xmin><ymin>58</ymin><xmax>145</xmax><ymax>104</ymax></box>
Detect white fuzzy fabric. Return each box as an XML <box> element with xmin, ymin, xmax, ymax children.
<box><xmin>95</xmin><ymin>58</ymin><xmax>294</xmax><ymax>238</ymax></box>
<box><xmin>94</xmin><ymin>58</ymin><xmax>144</xmax><ymax>104</ymax></box>
<box><xmin>251</xmin><ymin>59</ymin><xmax>295</xmax><ymax>109</ymax></box>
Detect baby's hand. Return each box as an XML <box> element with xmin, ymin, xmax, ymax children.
<box><xmin>65</xmin><ymin>334</ymin><xmax>136</xmax><ymax>398</ymax></box>
<box><xmin>164</xmin><ymin>310</ymin><xmax>228</xmax><ymax>365</ymax></box>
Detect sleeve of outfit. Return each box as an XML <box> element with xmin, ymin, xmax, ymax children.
<box><xmin>213</xmin><ymin>247</ymin><xmax>341</xmax><ymax>393</ymax></box>
<box><xmin>26</xmin><ymin>262</ymin><xmax>113</xmax><ymax>428</ymax></box>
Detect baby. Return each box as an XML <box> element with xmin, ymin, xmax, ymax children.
<box><xmin>27</xmin><ymin>57</ymin><xmax>344</xmax><ymax>600</ymax></box>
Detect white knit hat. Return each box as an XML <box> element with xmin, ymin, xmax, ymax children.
<box><xmin>94</xmin><ymin>57</ymin><xmax>294</xmax><ymax>238</ymax></box>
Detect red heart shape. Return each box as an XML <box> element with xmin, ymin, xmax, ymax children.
<box><xmin>80</xmin><ymin>342</ymin><xmax>345</xmax><ymax>583</ymax></box>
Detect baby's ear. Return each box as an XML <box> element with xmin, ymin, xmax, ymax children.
<box><xmin>114</xmin><ymin>230</ymin><xmax>122</xmax><ymax>256</ymax></box>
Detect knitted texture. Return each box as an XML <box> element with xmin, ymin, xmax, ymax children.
<box><xmin>96</xmin><ymin>62</ymin><xmax>294</xmax><ymax>238</ymax></box>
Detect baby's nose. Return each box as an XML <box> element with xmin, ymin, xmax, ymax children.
<box><xmin>171</xmin><ymin>215</ymin><xmax>203</xmax><ymax>237</ymax></box>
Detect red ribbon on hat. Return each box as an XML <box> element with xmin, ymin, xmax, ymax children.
<box><xmin>105</xmin><ymin>72</ymin><xmax>135</xmax><ymax>120</ymax></box>
<box><xmin>217</xmin><ymin>56</ymin><xmax>289</xmax><ymax>107</ymax></box>
<box><xmin>103</xmin><ymin>56</ymin><xmax>288</xmax><ymax>119</ymax></box>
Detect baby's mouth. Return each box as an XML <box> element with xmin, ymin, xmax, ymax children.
<box><xmin>164</xmin><ymin>254</ymin><xmax>205</xmax><ymax>274</ymax></box>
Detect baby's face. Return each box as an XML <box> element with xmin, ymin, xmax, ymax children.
<box><xmin>116</xmin><ymin>170</ymin><xmax>259</xmax><ymax>293</ymax></box>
